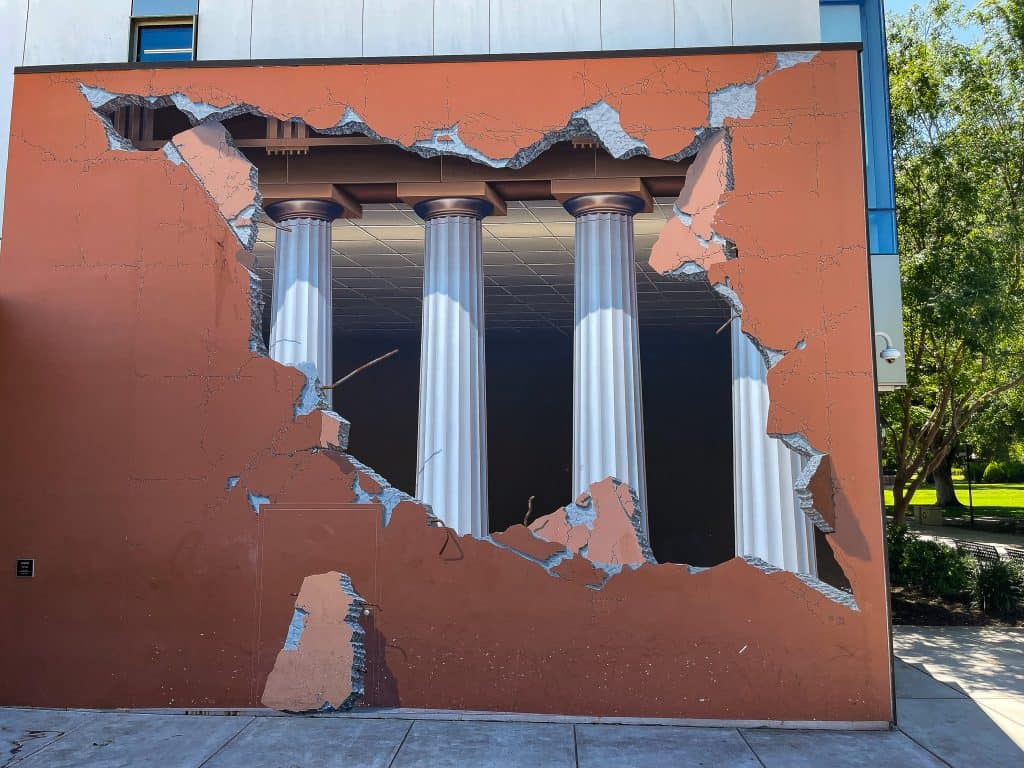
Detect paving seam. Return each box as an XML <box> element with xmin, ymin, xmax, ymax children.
<box><xmin>195</xmin><ymin>716</ymin><xmax>257</xmax><ymax>768</ymax></box>
<box><xmin>734</xmin><ymin>728</ymin><xmax>767</xmax><ymax>768</ymax></box>
<box><xmin>895</xmin><ymin>726</ymin><xmax>955</xmax><ymax>768</ymax></box>
<box><xmin>895</xmin><ymin>660</ymin><xmax>971</xmax><ymax>698</ymax></box>
<box><xmin>384</xmin><ymin>720</ymin><xmax>415</xmax><ymax>768</ymax></box>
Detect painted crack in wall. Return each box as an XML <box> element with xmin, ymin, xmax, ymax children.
<box><xmin>644</xmin><ymin>55</ymin><xmax>845</xmax><ymax>585</ymax></box>
<box><xmin>708</xmin><ymin>52</ymin><xmax>818</xmax><ymax>128</ymax></box>
<box><xmin>76</xmin><ymin>55</ymin><xmax>851</xmax><ymax>603</ymax></box>
<box><xmin>347</xmin><ymin>454</ymin><xmax>417</xmax><ymax>526</ymax></box>
<box><xmin>70</xmin><ymin>54</ymin><xmax>863</xmax><ymax>688</ymax></box>
<box><xmin>82</xmin><ymin>85</ymin><xmax>262</xmax><ymax>251</ymax></box>
<box><xmin>81</xmin><ymin>82</ymin><xmax>656</xmax><ymax>172</ymax></box>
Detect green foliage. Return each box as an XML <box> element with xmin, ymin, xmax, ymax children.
<box><xmin>983</xmin><ymin>461</ymin><xmax>1008</xmax><ymax>482</ymax></box>
<box><xmin>981</xmin><ymin>459</ymin><xmax>1024</xmax><ymax>482</ymax></box>
<box><xmin>1006</xmin><ymin>460</ymin><xmax>1024</xmax><ymax>480</ymax></box>
<box><xmin>881</xmin><ymin>0</ymin><xmax>1024</xmax><ymax>521</ymax></box>
<box><xmin>886</xmin><ymin>522</ymin><xmax>914</xmax><ymax>585</ymax></box>
<box><xmin>887</xmin><ymin>523</ymin><xmax>973</xmax><ymax>595</ymax></box>
<box><xmin>902</xmin><ymin>539</ymin><xmax>975</xmax><ymax>596</ymax></box>
<box><xmin>966</xmin><ymin>459</ymin><xmax>989</xmax><ymax>480</ymax></box>
<box><xmin>972</xmin><ymin>559</ymin><xmax>1024</xmax><ymax>612</ymax></box>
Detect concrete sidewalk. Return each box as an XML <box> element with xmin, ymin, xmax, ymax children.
<box><xmin>2</xmin><ymin>627</ymin><xmax>1021</xmax><ymax>767</ymax></box>
<box><xmin>906</xmin><ymin>519</ymin><xmax>1024</xmax><ymax>557</ymax></box>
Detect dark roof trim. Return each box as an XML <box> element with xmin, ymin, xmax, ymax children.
<box><xmin>15</xmin><ymin>42</ymin><xmax>863</xmax><ymax>75</ymax></box>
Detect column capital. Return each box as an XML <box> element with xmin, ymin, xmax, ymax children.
<box><xmin>414</xmin><ymin>197</ymin><xmax>494</xmax><ymax>221</ymax></box>
<box><xmin>398</xmin><ymin>181</ymin><xmax>506</xmax><ymax>217</ymax></box>
<box><xmin>261</xmin><ymin>183</ymin><xmax>362</xmax><ymax>220</ymax></box>
<box><xmin>563</xmin><ymin>193</ymin><xmax>646</xmax><ymax>218</ymax></box>
<box><xmin>551</xmin><ymin>177</ymin><xmax>653</xmax><ymax>214</ymax></box>
<box><xmin>265</xmin><ymin>199</ymin><xmax>344</xmax><ymax>223</ymax></box>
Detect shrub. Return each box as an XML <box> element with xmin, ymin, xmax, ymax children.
<box><xmin>972</xmin><ymin>560</ymin><xmax>1024</xmax><ymax>613</ymax></box>
<box><xmin>901</xmin><ymin>539</ymin><xmax>974</xmax><ymax>596</ymax></box>
<box><xmin>886</xmin><ymin>523</ymin><xmax>913</xmax><ymax>586</ymax></box>
<box><xmin>983</xmin><ymin>461</ymin><xmax>1008</xmax><ymax>483</ymax></box>
<box><xmin>1002</xmin><ymin>460</ymin><xmax>1024</xmax><ymax>482</ymax></box>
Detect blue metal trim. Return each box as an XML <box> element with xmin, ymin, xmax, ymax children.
<box><xmin>820</xmin><ymin>0</ymin><xmax>898</xmax><ymax>254</ymax></box>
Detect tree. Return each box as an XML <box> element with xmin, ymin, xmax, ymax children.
<box><xmin>883</xmin><ymin>0</ymin><xmax>1024</xmax><ymax>524</ymax></box>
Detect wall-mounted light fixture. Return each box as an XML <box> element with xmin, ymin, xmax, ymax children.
<box><xmin>875</xmin><ymin>331</ymin><xmax>902</xmax><ymax>365</ymax></box>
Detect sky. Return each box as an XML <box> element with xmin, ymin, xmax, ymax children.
<box><xmin>883</xmin><ymin>0</ymin><xmax>982</xmax><ymax>41</ymax></box>
<box><xmin>885</xmin><ymin>0</ymin><xmax>978</xmax><ymax>14</ymax></box>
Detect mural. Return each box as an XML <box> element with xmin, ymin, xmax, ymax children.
<box><xmin>0</xmin><ymin>50</ymin><xmax>890</xmax><ymax>722</ymax></box>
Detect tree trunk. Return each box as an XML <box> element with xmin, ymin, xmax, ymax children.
<box><xmin>892</xmin><ymin>482</ymin><xmax>910</xmax><ymax>526</ymax></box>
<box><xmin>934</xmin><ymin>452</ymin><xmax>964</xmax><ymax>508</ymax></box>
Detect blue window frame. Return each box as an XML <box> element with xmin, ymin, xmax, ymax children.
<box><xmin>134</xmin><ymin>21</ymin><xmax>194</xmax><ymax>62</ymax></box>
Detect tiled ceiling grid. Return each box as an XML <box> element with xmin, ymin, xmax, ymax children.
<box><xmin>254</xmin><ymin>197</ymin><xmax>729</xmax><ymax>335</ymax></box>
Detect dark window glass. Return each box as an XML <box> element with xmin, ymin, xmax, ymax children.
<box><xmin>136</xmin><ymin>24</ymin><xmax>193</xmax><ymax>62</ymax></box>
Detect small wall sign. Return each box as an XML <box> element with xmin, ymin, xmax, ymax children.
<box><xmin>15</xmin><ymin>559</ymin><xmax>34</xmax><ymax>578</ymax></box>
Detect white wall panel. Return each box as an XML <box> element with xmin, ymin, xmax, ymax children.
<box><xmin>490</xmin><ymin>0</ymin><xmax>601</xmax><ymax>54</ymax></box>
<box><xmin>0</xmin><ymin>0</ymin><xmax>29</xmax><ymax>241</ymax></box>
<box><xmin>820</xmin><ymin>3</ymin><xmax>863</xmax><ymax>43</ymax></box>
<box><xmin>602</xmin><ymin>0</ymin><xmax>673</xmax><ymax>51</ymax></box>
<box><xmin>23</xmin><ymin>0</ymin><xmax>131</xmax><ymax>65</ymax></box>
<box><xmin>672</xmin><ymin>0</ymin><xmax>732</xmax><ymax>48</ymax></box>
<box><xmin>197</xmin><ymin>0</ymin><xmax>252</xmax><ymax>60</ymax></box>
<box><xmin>434</xmin><ymin>0</ymin><xmax>489</xmax><ymax>55</ymax></box>
<box><xmin>250</xmin><ymin>0</ymin><xmax>362</xmax><ymax>59</ymax></box>
<box><xmin>364</xmin><ymin>0</ymin><xmax>433</xmax><ymax>57</ymax></box>
<box><xmin>731</xmin><ymin>0</ymin><xmax>820</xmax><ymax>46</ymax></box>
<box><xmin>871</xmin><ymin>253</ymin><xmax>908</xmax><ymax>390</ymax></box>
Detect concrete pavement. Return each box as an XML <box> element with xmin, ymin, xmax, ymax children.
<box><xmin>2</xmin><ymin>627</ymin><xmax>1021</xmax><ymax>767</ymax></box>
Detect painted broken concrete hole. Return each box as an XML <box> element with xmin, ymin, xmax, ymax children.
<box><xmin>78</xmin><ymin>54</ymin><xmax>859</xmax><ymax>713</ymax></box>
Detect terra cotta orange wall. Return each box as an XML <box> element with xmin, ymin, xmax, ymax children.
<box><xmin>0</xmin><ymin>49</ymin><xmax>891</xmax><ymax>721</ymax></box>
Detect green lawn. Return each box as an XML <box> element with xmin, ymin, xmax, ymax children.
<box><xmin>884</xmin><ymin>482</ymin><xmax>1024</xmax><ymax>519</ymax></box>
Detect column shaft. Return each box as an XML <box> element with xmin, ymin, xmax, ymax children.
<box><xmin>416</xmin><ymin>204</ymin><xmax>489</xmax><ymax>536</ymax></box>
<box><xmin>267</xmin><ymin>201</ymin><xmax>340</xmax><ymax>388</ymax></box>
<box><xmin>571</xmin><ymin>199</ymin><xmax>648</xmax><ymax>529</ymax></box>
<box><xmin>731</xmin><ymin>320</ymin><xmax>817</xmax><ymax>574</ymax></box>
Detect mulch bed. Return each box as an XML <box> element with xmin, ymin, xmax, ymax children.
<box><xmin>891</xmin><ymin>586</ymin><xmax>1024</xmax><ymax>627</ymax></box>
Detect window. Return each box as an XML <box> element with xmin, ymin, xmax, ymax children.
<box><xmin>131</xmin><ymin>18</ymin><xmax>195</xmax><ymax>62</ymax></box>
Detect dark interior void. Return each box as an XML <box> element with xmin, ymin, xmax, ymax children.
<box><xmin>642</xmin><ymin>327</ymin><xmax>734</xmax><ymax>566</ymax></box>
<box><xmin>329</xmin><ymin>323</ymin><xmax>741</xmax><ymax>568</ymax></box>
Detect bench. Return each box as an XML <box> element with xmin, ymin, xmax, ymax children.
<box><xmin>955</xmin><ymin>540</ymin><xmax>1001</xmax><ymax>561</ymax></box>
<box><xmin>1003</xmin><ymin>547</ymin><xmax>1024</xmax><ymax>566</ymax></box>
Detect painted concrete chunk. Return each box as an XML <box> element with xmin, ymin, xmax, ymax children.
<box><xmin>391</xmin><ymin>720</ymin><xmax>575</xmax><ymax>768</ymax></box>
<box><xmin>551</xmin><ymin>555</ymin><xmax>607</xmax><ymax>587</ymax></box>
<box><xmin>529</xmin><ymin>477</ymin><xmax>652</xmax><ymax>570</ymax></box>
<box><xmin>576</xmin><ymin>723</ymin><xmax>761</xmax><ymax>767</ymax></box>
<box><xmin>491</xmin><ymin>524</ymin><xmax>566</xmax><ymax>562</ymax></box>
<box><xmin>740</xmin><ymin>728</ymin><xmax>946</xmax><ymax>768</ymax></box>
<box><xmin>262</xmin><ymin>571</ymin><xmax>366</xmax><ymax>713</ymax></box>
<box><xmin>15</xmin><ymin>713</ymin><xmax>251</xmax><ymax>768</ymax></box>
<box><xmin>203</xmin><ymin>717</ymin><xmax>411</xmax><ymax>768</ymax></box>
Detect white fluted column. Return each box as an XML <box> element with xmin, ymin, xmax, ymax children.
<box><xmin>566</xmin><ymin>193</ymin><xmax>648</xmax><ymax>531</ymax></box>
<box><xmin>265</xmin><ymin>200</ymin><xmax>342</xmax><ymax>388</ymax></box>
<box><xmin>731</xmin><ymin>319</ymin><xmax>817</xmax><ymax>575</ymax></box>
<box><xmin>414</xmin><ymin>198</ymin><xmax>491</xmax><ymax>537</ymax></box>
